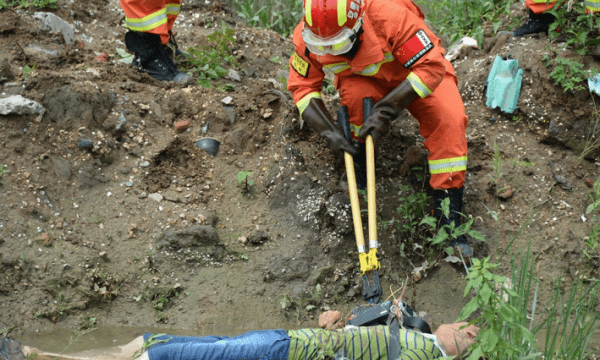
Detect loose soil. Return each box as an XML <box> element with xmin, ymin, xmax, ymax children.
<box><xmin>1</xmin><ymin>0</ymin><xmax>599</xmax><ymax>354</ymax></box>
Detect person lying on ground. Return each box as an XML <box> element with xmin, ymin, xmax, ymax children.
<box><xmin>2</xmin><ymin>310</ymin><xmax>479</xmax><ymax>360</ymax></box>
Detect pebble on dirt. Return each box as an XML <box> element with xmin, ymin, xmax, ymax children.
<box><xmin>148</xmin><ymin>193</ymin><xmax>163</xmax><ymax>203</ymax></box>
<box><xmin>33</xmin><ymin>12</ymin><xmax>76</xmax><ymax>45</ymax></box>
<box><xmin>174</xmin><ymin>119</ymin><xmax>191</xmax><ymax>131</ymax></box>
<box><xmin>0</xmin><ymin>95</ymin><xmax>45</xmax><ymax>116</ymax></box>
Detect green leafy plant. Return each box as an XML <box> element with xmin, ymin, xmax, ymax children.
<box><xmin>0</xmin><ymin>0</ymin><xmax>56</xmax><ymax>10</ymax></box>
<box><xmin>311</xmin><ymin>283</ymin><xmax>322</xmax><ymax>302</ymax></box>
<box><xmin>186</xmin><ymin>21</ymin><xmax>237</xmax><ymax>88</ymax></box>
<box><xmin>133</xmin><ymin>334</ymin><xmax>172</xmax><ymax>359</ymax></box>
<box><xmin>584</xmin><ymin>175</ymin><xmax>600</xmax><ymax>258</ymax></box>
<box><xmin>237</xmin><ymin>170</ymin><xmax>254</xmax><ymax>191</ymax></box>
<box><xmin>547</xmin><ymin>1</ymin><xmax>600</xmax><ymax>56</ymax></box>
<box><xmin>0</xmin><ymin>166</ymin><xmax>8</xmax><ymax>184</ymax></box>
<box><xmin>22</xmin><ymin>64</ymin><xmax>35</xmax><ymax>79</ymax></box>
<box><xmin>542</xmin><ymin>52</ymin><xmax>596</xmax><ymax>93</ymax></box>
<box><xmin>458</xmin><ymin>250</ymin><xmax>539</xmax><ymax>360</ymax></box>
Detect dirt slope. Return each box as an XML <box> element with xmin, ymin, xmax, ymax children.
<box><xmin>0</xmin><ymin>0</ymin><xmax>599</xmax><ymax>353</ymax></box>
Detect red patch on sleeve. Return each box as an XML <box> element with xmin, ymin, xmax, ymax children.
<box><xmin>394</xmin><ymin>30</ymin><xmax>434</xmax><ymax>68</ymax></box>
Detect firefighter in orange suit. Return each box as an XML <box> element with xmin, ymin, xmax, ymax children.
<box><xmin>513</xmin><ymin>0</ymin><xmax>599</xmax><ymax>37</ymax></box>
<box><xmin>119</xmin><ymin>0</ymin><xmax>192</xmax><ymax>85</ymax></box>
<box><xmin>287</xmin><ymin>0</ymin><xmax>472</xmax><ymax>256</ymax></box>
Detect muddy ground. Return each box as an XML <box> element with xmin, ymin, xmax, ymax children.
<box><xmin>1</xmin><ymin>0</ymin><xmax>599</xmax><ymax>354</ymax></box>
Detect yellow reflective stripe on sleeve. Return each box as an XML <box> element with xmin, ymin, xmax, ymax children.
<box><xmin>324</xmin><ymin>62</ymin><xmax>351</xmax><ymax>74</ymax></box>
<box><xmin>166</xmin><ymin>3</ymin><xmax>181</xmax><ymax>15</ymax></box>
<box><xmin>428</xmin><ymin>156</ymin><xmax>467</xmax><ymax>174</ymax></box>
<box><xmin>305</xmin><ymin>0</ymin><xmax>313</xmax><ymax>26</ymax></box>
<box><xmin>585</xmin><ymin>0</ymin><xmax>600</xmax><ymax>12</ymax></box>
<box><xmin>125</xmin><ymin>8</ymin><xmax>168</xmax><ymax>32</ymax></box>
<box><xmin>296</xmin><ymin>92</ymin><xmax>321</xmax><ymax>117</ymax></box>
<box><xmin>350</xmin><ymin>123</ymin><xmax>362</xmax><ymax>137</ymax></box>
<box><xmin>407</xmin><ymin>72</ymin><xmax>433</xmax><ymax>98</ymax></box>
<box><xmin>356</xmin><ymin>52</ymin><xmax>394</xmax><ymax>76</ymax></box>
<box><xmin>338</xmin><ymin>0</ymin><xmax>347</xmax><ymax>26</ymax></box>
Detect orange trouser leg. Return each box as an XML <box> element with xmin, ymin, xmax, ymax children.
<box><xmin>337</xmin><ymin>72</ymin><xmax>468</xmax><ymax>190</ymax></box>
<box><xmin>525</xmin><ymin>0</ymin><xmax>556</xmax><ymax>13</ymax></box>
<box><xmin>166</xmin><ymin>0</ymin><xmax>182</xmax><ymax>32</ymax></box>
<box><xmin>120</xmin><ymin>0</ymin><xmax>172</xmax><ymax>44</ymax></box>
<box><xmin>407</xmin><ymin>72</ymin><xmax>468</xmax><ymax>190</ymax></box>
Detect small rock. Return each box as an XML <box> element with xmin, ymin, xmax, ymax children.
<box><xmin>125</xmin><ymin>181</ymin><xmax>133</xmax><ymax>187</ymax></box>
<box><xmin>0</xmin><ymin>95</ymin><xmax>45</xmax><ymax>116</ymax></box>
<box><xmin>223</xmin><ymin>105</ymin><xmax>236</xmax><ymax>125</ymax></box>
<box><xmin>148</xmin><ymin>193</ymin><xmax>163</xmax><ymax>202</ymax></box>
<box><xmin>33</xmin><ymin>12</ymin><xmax>76</xmax><ymax>45</ymax></box>
<box><xmin>139</xmin><ymin>161</ymin><xmax>150</xmax><ymax>168</ymax></box>
<box><xmin>174</xmin><ymin>119</ymin><xmax>190</xmax><ymax>131</ymax></box>
<box><xmin>78</xmin><ymin>139</ymin><xmax>93</xmax><ymax>149</ymax></box>
<box><xmin>498</xmin><ymin>184</ymin><xmax>515</xmax><ymax>200</ymax></box>
<box><xmin>138</xmin><ymin>191</ymin><xmax>148</xmax><ymax>199</ymax></box>
<box><xmin>93</xmin><ymin>53</ymin><xmax>109</xmax><ymax>62</ymax></box>
<box><xmin>228</xmin><ymin>69</ymin><xmax>241</xmax><ymax>82</ymax></box>
<box><xmin>238</xmin><ymin>236</ymin><xmax>248</xmax><ymax>244</ymax></box>
<box><xmin>221</xmin><ymin>96</ymin><xmax>233</xmax><ymax>105</ymax></box>
<box><xmin>489</xmin><ymin>116</ymin><xmax>496</xmax><ymax>123</ymax></box>
<box><xmin>248</xmin><ymin>230</ymin><xmax>269</xmax><ymax>245</ymax></box>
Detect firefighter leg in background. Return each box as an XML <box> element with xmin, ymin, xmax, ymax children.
<box><xmin>119</xmin><ymin>0</ymin><xmax>192</xmax><ymax>85</ymax></box>
<box><xmin>513</xmin><ymin>0</ymin><xmax>598</xmax><ymax>36</ymax></box>
<box><xmin>344</xmin><ymin>71</ymin><xmax>472</xmax><ymax>257</ymax></box>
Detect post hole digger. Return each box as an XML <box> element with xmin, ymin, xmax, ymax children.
<box><xmin>338</xmin><ymin>98</ymin><xmax>432</xmax><ymax>338</ymax></box>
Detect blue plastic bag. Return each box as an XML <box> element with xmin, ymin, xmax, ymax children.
<box><xmin>486</xmin><ymin>55</ymin><xmax>523</xmax><ymax>113</ymax></box>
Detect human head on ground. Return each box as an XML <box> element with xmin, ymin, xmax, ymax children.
<box><xmin>434</xmin><ymin>322</ymin><xmax>480</xmax><ymax>358</ymax></box>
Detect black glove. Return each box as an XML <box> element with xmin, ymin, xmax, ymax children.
<box><xmin>302</xmin><ymin>97</ymin><xmax>358</xmax><ymax>159</ymax></box>
<box><xmin>358</xmin><ymin>80</ymin><xmax>419</xmax><ymax>150</ymax></box>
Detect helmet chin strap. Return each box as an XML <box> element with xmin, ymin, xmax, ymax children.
<box><xmin>341</xmin><ymin>26</ymin><xmax>363</xmax><ymax>59</ymax></box>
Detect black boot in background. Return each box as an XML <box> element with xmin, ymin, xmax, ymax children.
<box><xmin>512</xmin><ymin>10</ymin><xmax>556</xmax><ymax>37</ymax></box>
<box><xmin>125</xmin><ymin>31</ymin><xmax>193</xmax><ymax>86</ymax></box>
<box><xmin>433</xmin><ymin>187</ymin><xmax>473</xmax><ymax>257</ymax></box>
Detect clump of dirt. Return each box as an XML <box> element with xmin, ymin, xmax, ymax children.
<box><xmin>0</xmin><ymin>0</ymin><xmax>599</xmax><ymax>354</ymax></box>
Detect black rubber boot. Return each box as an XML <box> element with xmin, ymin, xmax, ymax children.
<box><xmin>512</xmin><ymin>10</ymin><xmax>556</xmax><ymax>37</ymax></box>
<box><xmin>125</xmin><ymin>31</ymin><xmax>193</xmax><ymax>86</ymax></box>
<box><xmin>433</xmin><ymin>187</ymin><xmax>473</xmax><ymax>257</ymax></box>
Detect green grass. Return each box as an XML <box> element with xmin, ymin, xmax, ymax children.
<box><xmin>223</xmin><ymin>0</ymin><xmax>303</xmax><ymax>37</ymax></box>
<box><xmin>417</xmin><ymin>0</ymin><xmax>514</xmax><ymax>46</ymax></box>
<box><xmin>0</xmin><ymin>0</ymin><xmax>56</xmax><ymax>9</ymax></box>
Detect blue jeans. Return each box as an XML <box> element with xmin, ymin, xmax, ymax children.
<box><xmin>143</xmin><ymin>330</ymin><xmax>290</xmax><ymax>360</ymax></box>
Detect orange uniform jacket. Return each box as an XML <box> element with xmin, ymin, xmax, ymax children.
<box><xmin>287</xmin><ymin>0</ymin><xmax>468</xmax><ymax>189</ymax></box>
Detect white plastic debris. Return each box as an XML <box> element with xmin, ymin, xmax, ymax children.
<box><xmin>589</xmin><ymin>73</ymin><xmax>600</xmax><ymax>96</ymax></box>
<box><xmin>445</xmin><ymin>37</ymin><xmax>479</xmax><ymax>62</ymax></box>
<box><xmin>0</xmin><ymin>95</ymin><xmax>45</xmax><ymax>116</ymax></box>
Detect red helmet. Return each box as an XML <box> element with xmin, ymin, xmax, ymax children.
<box><xmin>302</xmin><ymin>0</ymin><xmax>365</xmax><ymax>56</ymax></box>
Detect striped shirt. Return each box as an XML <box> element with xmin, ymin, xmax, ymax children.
<box><xmin>287</xmin><ymin>326</ymin><xmax>444</xmax><ymax>360</ymax></box>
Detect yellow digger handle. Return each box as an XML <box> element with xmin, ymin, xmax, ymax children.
<box><xmin>359</xmin><ymin>248</ymin><xmax>380</xmax><ymax>275</ymax></box>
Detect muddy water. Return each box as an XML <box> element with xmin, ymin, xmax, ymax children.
<box><xmin>18</xmin><ymin>261</ymin><xmax>471</xmax><ymax>354</ymax></box>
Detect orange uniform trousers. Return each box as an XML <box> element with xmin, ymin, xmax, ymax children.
<box><xmin>525</xmin><ymin>0</ymin><xmax>598</xmax><ymax>14</ymax></box>
<box><xmin>338</xmin><ymin>71</ymin><xmax>468</xmax><ymax>190</ymax></box>
<box><xmin>120</xmin><ymin>0</ymin><xmax>182</xmax><ymax>44</ymax></box>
